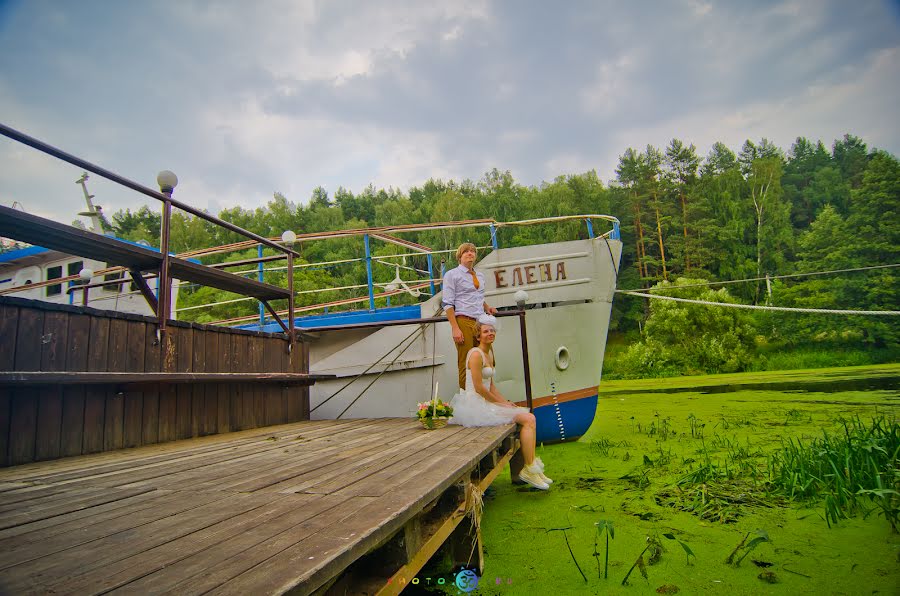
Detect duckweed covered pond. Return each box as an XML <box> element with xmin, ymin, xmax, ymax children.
<box><xmin>426</xmin><ymin>364</ymin><xmax>899</xmax><ymax>595</ymax></box>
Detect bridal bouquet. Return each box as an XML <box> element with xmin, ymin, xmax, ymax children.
<box><xmin>416</xmin><ymin>383</ymin><xmax>453</xmax><ymax>429</ymax></box>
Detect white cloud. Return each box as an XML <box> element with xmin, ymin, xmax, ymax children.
<box><xmin>195</xmin><ymin>97</ymin><xmax>461</xmax><ymax>204</ymax></box>
<box><xmin>686</xmin><ymin>0</ymin><xmax>712</xmax><ymax>17</ymax></box>
<box><xmin>170</xmin><ymin>0</ymin><xmax>491</xmax><ymax>84</ymax></box>
<box><xmin>443</xmin><ymin>26</ymin><xmax>463</xmax><ymax>42</ymax></box>
<box><xmin>543</xmin><ymin>153</ymin><xmax>597</xmax><ymax>179</ymax></box>
<box><xmin>371</xmin><ymin>132</ymin><xmax>461</xmax><ymax>191</ymax></box>
<box><xmin>0</xmin><ymin>0</ymin><xmax>897</xmax><ymax>226</ymax></box>
<box><xmin>609</xmin><ymin>45</ymin><xmax>900</xmax><ymax>177</ymax></box>
<box><xmin>580</xmin><ymin>53</ymin><xmax>639</xmax><ymax>117</ymax></box>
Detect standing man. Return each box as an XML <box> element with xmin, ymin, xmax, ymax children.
<box><xmin>443</xmin><ymin>243</ymin><xmax>497</xmax><ymax>389</ymax></box>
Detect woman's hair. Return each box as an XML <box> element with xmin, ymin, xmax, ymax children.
<box><xmin>473</xmin><ymin>322</ymin><xmax>496</xmax><ymax>362</ymax></box>
<box><xmin>456</xmin><ymin>242</ymin><xmax>477</xmax><ymax>262</ymax></box>
<box><xmin>475</xmin><ymin>320</ymin><xmax>496</xmax><ymax>338</ymax></box>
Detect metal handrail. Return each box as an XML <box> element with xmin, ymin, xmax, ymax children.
<box><xmin>171</xmin><ymin>216</ymin><xmax>622</xmax><ymax>322</ymax></box>
<box><xmin>215</xmin><ymin>280</ymin><xmax>440</xmax><ymax>325</ymax></box>
<box><xmin>0</xmin><ymin>122</ymin><xmax>298</xmax><ymax>344</ymax></box>
<box><xmin>199</xmin><ymin>214</ymin><xmax>622</xmax><ymax>323</ymax></box>
<box><xmin>173</xmin><ymin>214</ymin><xmax>621</xmax><ymax>259</ymax></box>
<box><xmin>0</xmin><ymin>123</ymin><xmax>298</xmax><ymax>257</ymax></box>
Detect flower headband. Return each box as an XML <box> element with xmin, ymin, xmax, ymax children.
<box><xmin>477</xmin><ymin>314</ymin><xmax>498</xmax><ymax>328</ymax></box>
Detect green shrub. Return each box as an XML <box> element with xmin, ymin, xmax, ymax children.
<box><xmin>604</xmin><ymin>278</ymin><xmax>757</xmax><ymax>378</ymax></box>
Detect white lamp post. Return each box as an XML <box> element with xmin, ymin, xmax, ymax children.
<box><xmin>514</xmin><ymin>289</ymin><xmax>529</xmax><ymax>309</ymax></box>
<box><xmin>78</xmin><ymin>267</ymin><xmax>94</xmax><ymax>305</ymax></box>
<box><xmin>156</xmin><ymin>170</ymin><xmax>178</xmax><ymax>197</ymax></box>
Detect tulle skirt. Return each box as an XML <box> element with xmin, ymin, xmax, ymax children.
<box><xmin>448</xmin><ymin>389</ymin><xmax>529</xmax><ymax>427</ymax></box>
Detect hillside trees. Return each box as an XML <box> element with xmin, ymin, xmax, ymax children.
<box><xmin>664</xmin><ymin>139</ymin><xmax>701</xmax><ymax>272</ymax></box>
<box><xmin>95</xmin><ymin>132</ymin><xmax>895</xmax><ymax>363</ymax></box>
<box><xmin>747</xmin><ymin>156</ymin><xmax>792</xmax><ymax>302</ymax></box>
<box><xmin>773</xmin><ymin>151</ymin><xmax>900</xmax><ymax>346</ymax></box>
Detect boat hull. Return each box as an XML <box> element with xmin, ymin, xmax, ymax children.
<box><xmin>533</xmin><ymin>393</ymin><xmax>598</xmax><ymax>443</ymax></box>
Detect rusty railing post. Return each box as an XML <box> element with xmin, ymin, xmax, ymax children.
<box><xmin>157</xmin><ymin>198</ymin><xmax>172</xmax><ymax>334</ymax></box>
<box><xmin>287</xmin><ymin>251</ymin><xmax>295</xmax><ymax>350</ymax></box>
<box><xmin>517</xmin><ymin>310</ymin><xmax>533</xmax><ymax>411</ymax></box>
<box><xmin>156</xmin><ymin>170</ymin><xmax>177</xmax><ymax>344</ymax></box>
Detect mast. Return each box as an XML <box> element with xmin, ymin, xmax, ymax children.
<box><xmin>76</xmin><ymin>172</ymin><xmax>104</xmax><ymax>234</ymax></box>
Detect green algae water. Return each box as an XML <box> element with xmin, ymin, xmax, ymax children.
<box><xmin>428</xmin><ymin>364</ymin><xmax>900</xmax><ymax>595</ymax></box>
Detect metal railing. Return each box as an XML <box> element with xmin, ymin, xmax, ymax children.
<box><xmin>194</xmin><ymin>217</ymin><xmax>620</xmax><ymax>325</ymax></box>
<box><xmin>0</xmin><ymin>122</ymin><xmax>300</xmax><ymax>342</ymax></box>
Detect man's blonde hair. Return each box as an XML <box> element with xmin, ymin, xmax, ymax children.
<box><xmin>456</xmin><ymin>242</ymin><xmax>477</xmax><ymax>262</ymax></box>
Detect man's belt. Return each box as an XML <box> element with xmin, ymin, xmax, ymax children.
<box><xmin>455</xmin><ymin>314</ymin><xmax>477</xmax><ymax>321</ymax></box>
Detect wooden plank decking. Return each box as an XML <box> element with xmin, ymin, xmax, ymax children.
<box><xmin>0</xmin><ymin>418</ymin><xmax>515</xmax><ymax>595</ymax></box>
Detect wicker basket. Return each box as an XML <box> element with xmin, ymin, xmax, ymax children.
<box><xmin>420</xmin><ymin>417</ymin><xmax>449</xmax><ymax>430</ymax></box>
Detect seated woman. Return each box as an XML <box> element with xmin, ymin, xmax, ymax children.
<box><xmin>449</xmin><ymin>315</ymin><xmax>552</xmax><ymax>490</ymax></box>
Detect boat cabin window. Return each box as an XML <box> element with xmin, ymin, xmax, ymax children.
<box><xmin>67</xmin><ymin>261</ymin><xmax>84</xmax><ymax>288</ymax></box>
<box><xmin>46</xmin><ymin>266</ymin><xmax>62</xmax><ymax>296</ymax></box>
<box><xmin>103</xmin><ymin>272</ymin><xmax>123</xmax><ymax>292</ymax></box>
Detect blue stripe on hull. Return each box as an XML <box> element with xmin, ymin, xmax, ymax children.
<box><xmin>533</xmin><ymin>394</ymin><xmax>598</xmax><ymax>443</ymax></box>
<box><xmin>237</xmin><ymin>304</ymin><xmax>422</xmax><ymax>333</ymax></box>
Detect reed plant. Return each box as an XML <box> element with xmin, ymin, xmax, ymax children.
<box><xmin>768</xmin><ymin>414</ymin><xmax>900</xmax><ymax>531</ymax></box>
<box><xmin>593</xmin><ymin>520</ymin><xmax>614</xmax><ymax>579</ymax></box>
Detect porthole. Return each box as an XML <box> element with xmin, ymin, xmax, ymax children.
<box><xmin>555</xmin><ymin>346</ymin><xmax>570</xmax><ymax>371</ymax></box>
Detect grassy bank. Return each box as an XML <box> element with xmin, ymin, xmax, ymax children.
<box><xmin>602</xmin><ymin>334</ymin><xmax>899</xmax><ymax>380</ymax></box>
<box><xmin>431</xmin><ymin>365</ymin><xmax>900</xmax><ymax>595</ymax></box>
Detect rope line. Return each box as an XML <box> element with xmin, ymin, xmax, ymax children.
<box><xmin>621</xmin><ymin>263</ymin><xmax>900</xmax><ymax>293</ymax></box>
<box><xmin>335</xmin><ymin>324</ymin><xmax>427</xmax><ymax>419</ymax></box>
<box><xmin>310</xmin><ymin>323</ymin><xmax>424</xmax><ymax>414</ymax></box>
<box><xmin>602</xmin><ymin>236</ymin><xmax>619</xmax><ymax>280</ymax></box>
<box><xmin>617</xmin><ymin>291</ymin><xmax>900</xmax><ymax>315</ymax></box>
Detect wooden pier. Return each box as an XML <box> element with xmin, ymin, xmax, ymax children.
<box><xmin>0</xmin><ymin>134</ymin><xmax>523</xmax><ymax>594</ymax></box>
<box><xmin>0</xmin><ymin>418</ymin><xmax>517</xmax><ymax>595</ymax></box>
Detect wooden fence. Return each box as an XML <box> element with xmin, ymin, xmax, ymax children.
<box><xmin>0</xmin><ymin>296</ymin><xmax>311</xmax><ymax>467</ymax></box>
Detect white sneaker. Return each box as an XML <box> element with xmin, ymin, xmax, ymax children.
<box><xmin>533</xmin><ymin>457</ymin><xmax>553</xmax><ymax>484</ymax></box>
<box><xmin>518</xmin><ymin>464</ymin><xmax>550</xmax><ymax>490</ymax></box>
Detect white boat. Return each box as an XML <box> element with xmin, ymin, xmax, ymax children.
<box><xmin>237</xmin><ymin>217</ymin><xmax>623</xmax><ymax>443</ymax></box>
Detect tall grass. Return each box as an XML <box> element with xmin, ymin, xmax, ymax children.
<box><xmin>768</xmin><ymin>415</ymin><xmax>900</xmax><ymax>531</ymax></box>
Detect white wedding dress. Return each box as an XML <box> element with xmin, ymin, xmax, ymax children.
<box><xmin>449</xmin><ymin>348</ymin><xmax>529</xmax><ymax>426</ymax></box>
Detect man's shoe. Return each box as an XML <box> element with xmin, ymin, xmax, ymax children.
<box><xmin>518</xmin><ymin>465</ymin><xmax>550</xmax><ymax>490</ymax></box>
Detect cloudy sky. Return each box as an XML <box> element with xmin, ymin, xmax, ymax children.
<box><xmin>1</xmin><ymin>0</ymin><xmax>898</xmax><ymax>224</ymax></box>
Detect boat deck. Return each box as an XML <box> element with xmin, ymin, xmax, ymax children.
<box><xmin>0</xmin><ymin>418</ymin><xmax>516</xmax><ymax>595</ymax></box>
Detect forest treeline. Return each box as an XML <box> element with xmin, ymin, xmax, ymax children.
<box><xmin>94</xmin><ymin>133</ymin><xmax>899</xmax><ymax>377</ymax></box>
